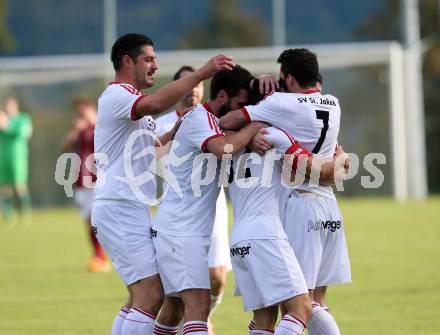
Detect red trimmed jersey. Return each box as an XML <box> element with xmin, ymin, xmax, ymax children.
<box><xmin>94</xmin><ymin>82</ymin><xmax>157</xmax><ymax>203</ymax></box>
<box><xmin>229</xmin><ymin>127</ymin><xmax>303</xmax><ymax>244</ymax></box>
<box><xmin>154</xmin><ymin>110</ymin><xmax>179</xmax><ymax>137</ymax></box>
<box><xmin>153</xmin><ymin>103</ymin><xmax>225</xmax><ymax>237</ymax></box>
<box><xmin>242</xmin><ymin>91</ymin><xmax>340</xmax><ymax>199</ymax></box>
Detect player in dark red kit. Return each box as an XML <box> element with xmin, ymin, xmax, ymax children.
<box><xmin>62</xmin><ymin>97</ymin><xmax>110</xmax><ymax>272</ymax></box>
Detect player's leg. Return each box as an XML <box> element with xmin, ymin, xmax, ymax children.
<box><xmin>154</xmin><ymin>297</ymin><xmax>183</xmax><ymax>335</ymax></box>
<box><xmin>313</xmin><ymin>286</ymin><xmax>328</xmax><ymax>309</ymax></box>
<box><xmin>251</xmin><ymin>305</ymin><xmax>278</xmax><ymax>334</ymax></box>
<box><xmin>111</xmin><ymin>288</ymin><xmax>133</xmax><ymax>335</ymax></box>
<box><xmin>0</xmin><ymin>185</ymin><xmax>14</xmax><ymax>221</ymax></box>
<box><xmin>93</xmin><ymin>201</ymin><xmax>163</xmax><ymax>335</ymax></box>
<box><xmin>207</xmin><ymin>189</ymin><xmax>231</xmax><ymax>323</ymax></box>
<box><xmin>154</xmin><ymin>233</ymin><xmax>211</xmax><ymax>335</ymax></box>
<box><xmin>308</xmin><ymin>198</ymin><xmax>351</xmax><ymax>335</ymax></box>
<box><xmin>13</xmin><ymin>158</ymin><xmax>31</xmax><ymax>222</ymax></box>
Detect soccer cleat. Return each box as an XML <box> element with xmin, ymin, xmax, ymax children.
<box><xmin>87</xmin><ymin>257</ymin><xmax>112</xmax><ymax>273</ymax></box>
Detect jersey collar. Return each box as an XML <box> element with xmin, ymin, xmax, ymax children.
<box><xmin>203</xmin><ymin>102</ymin><xmax>214</xmax><ymax>115</ymax></box>
<box><xmin>303</xmin><ymin>88</ymin><xmax>321</xmax><ymax>94</ymax></box>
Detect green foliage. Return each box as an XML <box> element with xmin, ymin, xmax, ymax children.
<box><xmin>178</xmin><ymin>0</ymin><xmax>268</xmax><ymax>49</ymax></box>
<box><xmin>0</xmin><ymin>198</ymin><xmax>440</xmax><ymax>334</ymax></box>
<box><xmin>0</xmin><ymin>0</ymin><xmax>16</xmax><ymax>52</ymax></box>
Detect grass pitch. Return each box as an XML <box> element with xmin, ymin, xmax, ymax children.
<box><xmin>0</xmin><ymin>197</ymin><xmax>439</xmax><ymax>335</ymax></box>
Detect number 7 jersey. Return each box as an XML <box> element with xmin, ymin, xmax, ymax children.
<box><xmin>241</xmin><ymin>90</ymin><xmax>341</xmax><ymax>199</ymax></box>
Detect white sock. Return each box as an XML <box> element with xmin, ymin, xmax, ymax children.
<box><xmin>274</xmin><ymin>314</ymin><xmax>306</xmax><ymax>335</ymax></box>
<box><xmin>154</xmin><ymin>322</ymin><xmax>179</xmax><ymax>335</ymax></box>
<box><xmin>112</xmin><ymin>307</ymin><xmax>130</xmax><ymax>335</ymax></box>
<box><xmin>122</xmin><ymin>307</ymin><xmax>156</xmax><ymax>335</ymax></box>
<box><xmin>248</xmin><ymin>318</ymin><xmax>256</xmax><ymax>334</ymax></box>
<box><xmin>251</xmin><ymin>331</ymin><xmax>274</xmax><ymax>335</ymax></box>
<box><xmin>308</xmin><ymin>303</ymin><xmax>341</xmax><ymax>335</ymax></box>
<box><xmin>182</xmin><ymin>321</ymin><xmax>208</xmax><ymax>335</ymax></box>
<box><xmin>209</xmin><ymin>293</ymin><xmax>223</xmax><ymax>317</ymax></box>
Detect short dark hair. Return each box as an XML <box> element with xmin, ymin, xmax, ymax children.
<box><xmin>317</xmin><ymin>73</ymin><xmax>323</xmax><ymax>84</ymax></box>
<box><xmin>173</xmin><ymin>65</ymin><xmax>195</xmax><ymax>81</ymax></box>
<box><xmin>110</xmin><ymin>33</ymin><xmax>154</xmax><ymax>71</ymax></box>
<box><xmin>277</xmin><ymin>48</ymin><xmax>319</xmax><ymax>87</ymax></box>
<box><xmin>210</xmin><ymin>65</ymin><xmax>254</xmax><ymax>100</ymax></box>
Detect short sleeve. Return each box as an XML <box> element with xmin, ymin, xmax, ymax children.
<box><xmin>184</xmin><ymin>108</ymin><xmax>225</xmax><ymax>152</ymax></box>
<box><xmin>241</xmin><ymin>93</ymin><xmax>282</xmax><ymax>125</ymax></box>
<box><xmin>112</xmin><ymin>84</ymin><xmax>147</xmax><ymax>121</ymax></box>
<box><xmin>265</xmin><ymin>127</ymin><xmax>297</xmax><ymax>155</ymax></box>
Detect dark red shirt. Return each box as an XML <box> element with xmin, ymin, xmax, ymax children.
<box><xmin>74</xmin><ymin>125</ymin><xmax>97</xmax><ymax>188</ymax></box>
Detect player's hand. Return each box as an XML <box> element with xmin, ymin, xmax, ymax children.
<box><xmin>333</xmin><ymin>145</ymin><xmax>350</xmax><ymax>182</ymax></box>
<box><xmin>0</xmin><ymin>111</ymin><xmax>9</xmax><ymax>130</ymax></box>
<box><xmin>196</xmin><ymin>54</ymin><xmax>235</xmax><ymax>80</ymax></box>
<box><xmin>249</xmin><ymin>128</ymin><xmax>272</xmax><ymax>155</ymax></box>
<box><xmin>256</xmin><ymin>74</ymin><xmax>279</xmax><ymax>95</ymax></box>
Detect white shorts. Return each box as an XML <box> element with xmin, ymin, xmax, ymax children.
<box><xmin>208</xmin><ymin>189</ymin><xmax>232</xmax><ymax>270</ymax></box>
<box><xmin>231</xmin><ymin>238</ymin><xmax>309</xmax><ymax>311</ymax></box>
<box><xmin>92</xmin><ymin>200</ymin><xmax>158</xmax><ymax>285</ymax></box>
<box><xmin>284</xmin><ymin>191</ymin><xmax>351</xmax><ymax>289</ymax></box>
<box><xmin>153</xmin><ymin>232</ymin><xmax>210</xmax><ymax>295</ymax></box>
<box><xmin>73</xmin><ymin>187</ymin><xmax>95</xmax><ymax>219</ymax></box>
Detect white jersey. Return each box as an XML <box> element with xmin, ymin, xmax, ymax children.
<box><xmin>243</xmin><ymin>90</ymin><xmax>340</xmax><ymax>199</ymax></box>
<box><xmin>155</xmin><ymin>110</ymin><xmax>180</xmax><ymax>137</ymax></box>
<box><xmin>153</xmin><ymin>103</ymin><xmax>224</xmax><ymax>236</ymax></box>
<box><xmin>94</xmin><ymin>82</ymin><xmax>157</xmax><ymax>203</ymax></box>
<box><xmin>229</xmin><ymin>127</ymin><xmax>300</xmax><ymax>245</ymax></box>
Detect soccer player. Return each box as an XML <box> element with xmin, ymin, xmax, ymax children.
<box><xmin>61</xmin><ymin>97</ymin><xmax>110</xmax><ymax>272</ymax></box>
<box><xmin>154</xmin><ymin>66</ymin><xmax>231</xmax><ymax>335</ymax></box>
<box><xmin>220</xmin><ymin>48</ymin><xmax>351</xmax><ymax>335</ymax></box>
<box><xmin>228</xmin><ymin>124</ymin><xmax>348</xmax><ymax>335</ymax></box>
<box><xmin>0</xmin><ymin>96</ymin><xmax>32</xmax><ymax>224</ymax></box>
<box><xmin>151</xmin><ymin>66</ymin><xmax>265</xmax><ymax>335</ymax></box>
<box><xmin>92</xmin><ymin>33</ymin><xmax>234</xmax><ymax>335</ymax></box>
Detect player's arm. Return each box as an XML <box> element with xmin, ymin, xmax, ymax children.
<box><xmin>134</xmin><ymin>55</ymin><xmax>234</xmax><ymax>117</ymax></box>
<box><xmin>287</xmin><ymin>146</ymin><xmax>349</xmax><ymax>186</ymax></box>
<box><xmin>205</xmin><ymin>122</ymin><xmax>265</xmax><ymax>159</ymax></box>
<box><xmin>219</xmin><ymin>108</ymin><xmax>248</xmax><ymax>130</ymax></box>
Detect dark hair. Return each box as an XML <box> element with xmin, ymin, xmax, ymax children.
<box><xmin>210</xmin><ymin>65</ymin><xmax>254</xmax><ymax>100</ymax></box>
<box><xmin>317</xmin><ymin>72</ymin><xmax>323</xmax><ymax>84</ymax></box>
<box><xmin>173</xmin><ymin>65</ymin><xmax>195</xmax><ymax>81</ymax></box>
<box><xmin>110</xmin><ymin>33</ymin><xmax>154</xmax><ymax>71</ymax></box>
<box><xmin>277</xmin><ymin>48</ymin><xmax>319</xmax><ymax>87</ymax></box>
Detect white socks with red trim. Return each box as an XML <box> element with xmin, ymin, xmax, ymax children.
<box><xmin>308</xmin><ymin>303</ymin><xmax>341</xmax><ymax>335</ymax></box>
<box><xmin>153</xmin><ymin>322</ymin><xmax>179</xmax><ymax>335</ymax></box>
<box><xmin>112</xmin><ymin>306</ymin><xmax>130</xmax><ymax>335</ymax></box>
<box><xmin>250</xmin><ymin>331</ymin><xmax>274</xmax><ymax>335</ymax></box>
<box><xmin>182</xmin><ymin>321</ymin><xmax>208</xmax><ymax>335</ymax></box>
<box><xmin>122</xmin><ymin>307</ymin><xmax>156</xmax><ymax>335</ymax></box>
<box><xmin>274</xmin><ymin>314</ymin><xmax>306</xmax><ymax>335</ymax></box>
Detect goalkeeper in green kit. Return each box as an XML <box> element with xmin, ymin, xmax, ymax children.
<box><xmin>0</xmin><ymin>96</ymin><xmax>32</xmax><ymax>223</ymax></box>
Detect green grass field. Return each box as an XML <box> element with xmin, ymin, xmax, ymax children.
<box><xmin>1</xmin><ymin>198</ymin><xmax>439</xmax><ymax>335</ymax></box>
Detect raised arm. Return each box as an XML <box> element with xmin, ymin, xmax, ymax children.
<box><xmin>134</xmin><ymin>55</ymin><xmax>235</xmax><ymax>117</ymax></box>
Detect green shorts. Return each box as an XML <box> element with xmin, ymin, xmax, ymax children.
<box><xmin>0</xmin><ymin>158</ymin><xmax>29</xmax><ymax>186</ymax></box>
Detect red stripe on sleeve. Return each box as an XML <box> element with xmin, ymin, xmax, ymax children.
<box><xmin>201</xmin><ymin>134</ymin><xmax>224</xmax><ymax>153</ymax></box>
<box><xmin>241</xmin><ymin>107</ymin><xmax>251</xmax><ymax>124</ymax></box>
<box><xmin>209</xmin><ymin>113</ymin><xmax>224</xmax><ymax>135</ymax></box>
<box><xmin>131</xmin><ymin>95</ymin><xmax>148</xmax><ymax>120</ymax></box>
<box><xmin>206</xmin><ymin>112</ymin><xmax>214</xmax><ymax>130</ymax></box>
